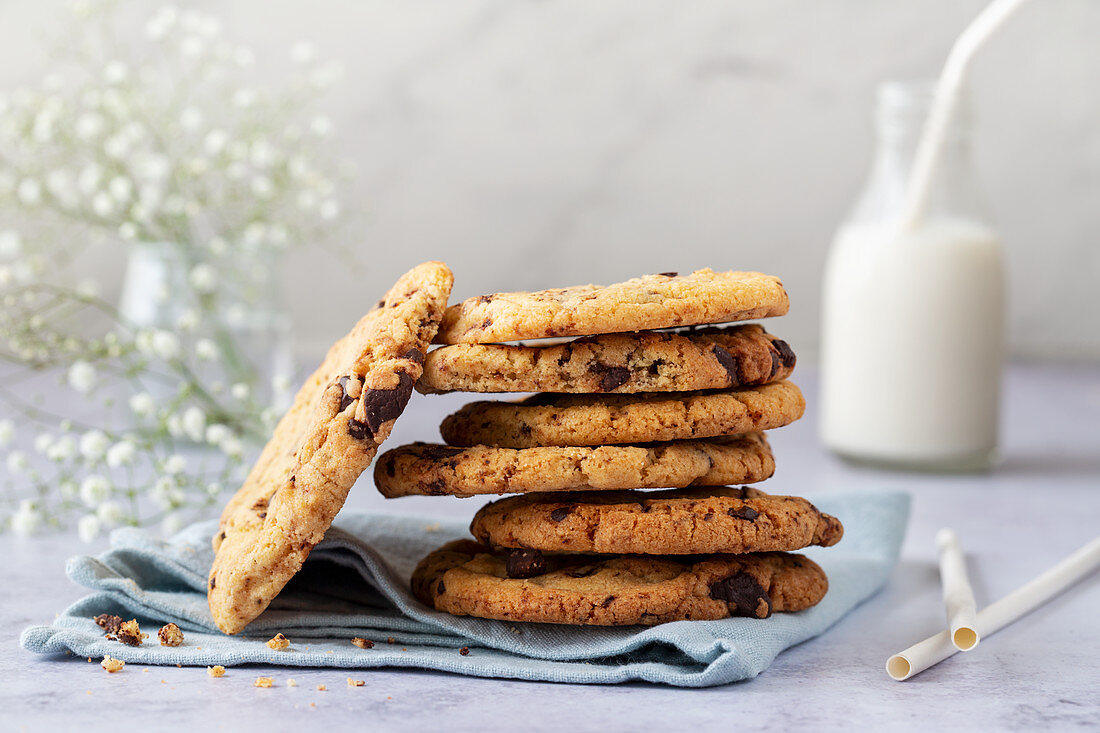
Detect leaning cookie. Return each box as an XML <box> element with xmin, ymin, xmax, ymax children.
<box><xmin>470</xmin><ymin>485</ymin><xmax>843</xmax><ymax>555</ymax></box>
<box><xmin>373</xmin><ymin>433</ymin><xmax>774</xmax><ymax>498</ymax></box>
<box><xmin>417</xmin><ymin>325</ymin><xmax>796</xmax><ymax>395</ymax></box>
<box><xmin>434</xmin><ymin>269</ymin><xmax>789</xmax><ymax>344</ymax></box>
<box><xmin>208</xmin><ymin>261</ymin><xmax>453</xmax><ymax>635</ymax></box>
<box><xmin>440</xmin><ymin>380</ymin><xmax>805</xmax><ymax>448</ymax></box>
<box><xmin>412</xmin><ymin>540</ymin><xmax>827</xmax><ymax>625</ymax></box>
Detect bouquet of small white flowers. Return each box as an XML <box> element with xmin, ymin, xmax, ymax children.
<box><xmin>0</xmin><ymin>2</ymin><xmax>350</xmax><ymax>539</ymax></box>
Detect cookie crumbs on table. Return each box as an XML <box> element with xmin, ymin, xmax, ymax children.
<box><xmin>266</xmin><ymin>633</ymin><xmax>290</xmax><ymax>650</ymax></box>
<box><xmin>100</xmin><ymin>656</ymin><xmax>124</xmax><ymax>673</ymax></box>
<box><xmin>459</xmin><ymin>647</ymin><xmax>470</xmax><ymax>656</ymax></box>
<box><xmin>386</xmin><ymin>637</ymin><xmax>395</xmax><ymax>644</ymax></box>
<box><xmin>254</xmin><ymin>677</ymin><xmax>274</xmax><ymax>688</ymax></box>
<box><xmin>117</xmin><ymin>619</ymin><xmax>146</xmax><ymax>646</ymax></box>
<box><xmin>316</xmin><ymin>684</ymin><xmax>326</xmax><ymax>691</ymax></box>
<box><xmin>347</xmin><ymin>678</ymin><xmax>365</xmax><ymax>687</ymax></box>
<box><xmin>287</xmin><ymin>679</ymin><xmax>297</xmax><ymax>687</ymax></box>
<box><xmin>207</xmin><ymin>666</ymin><xmax>225</xmax><ymax>678</ymax></box>
<box><xmin>158</xmin><ymin>623</ymin><xmax>184</xmax><ymax>647</ymax></box>
<box><xmin>351</xmin><ymin>637</ymin><xmax>374</xmax><ymax>649</ymax></box>
<box><xmin>94</xmin><ymin>614</ymin><xmax>122</xmax><ymax>635</ymax></box>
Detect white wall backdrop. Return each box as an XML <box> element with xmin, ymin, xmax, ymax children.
<box><xmin>2</xmin><ymin>0</ymin><xmax>1098</xmax><ymax>362</ymax></box>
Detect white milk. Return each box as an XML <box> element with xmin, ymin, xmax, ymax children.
<box><xmin>820</xmin><ymin>217</ymin><xmax>1005</xmax><ymax>469</ymax></box>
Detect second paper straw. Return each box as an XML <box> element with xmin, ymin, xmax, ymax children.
<box><xmin>937</xmin><ymin>528</ymin><xmax>980</xmax><ymax>651</ymax></box>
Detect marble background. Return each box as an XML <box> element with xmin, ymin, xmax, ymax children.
<box><xmin>1</xmin><ymin>0</ymin><xmax>1098</xmax><ymax>362</ymax></box>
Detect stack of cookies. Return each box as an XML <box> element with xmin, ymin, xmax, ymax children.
<box><xmin>375</xmin><ymin>269</ymin><xmax>844</xmax><ymax>626</ymax></box>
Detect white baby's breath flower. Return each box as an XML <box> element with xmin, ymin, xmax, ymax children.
<box><xmin>128</xmin><ymin>392</ymin><xmax>156</xmax><ymax>416</ymax></box>
<box><xmin>104</xmin><ymin>133</ymin><xmax>130</xmax><ymax>159</ymax></box>
<box><xmin>152</xmin><ymin>330</ymin><xmax>180</xmax><ymax>360</ymax></box>
<box><xmin>74</xmin><ymin>111</ymin><xmax>105</xmax><ymax>141</ymax></box>
<box><xmin>0</xmin><ymin>419</ymin><xmax>14</xmax><ymax>447</ymax></box>
<box><xmin>165</xmin><ymin>413</ymin><xmax>184</xmax><ymax>438</ymax></box>
<box><xmin>232</xmin><ymin>88</ymin><xmax>257</xmax><ymax>108</ymax></box>
<box><xmin>242</xmin><ymin>223</ymin><xmax>266</xmax><ymax>246</ymax></box>
<box><xmin>118</xmin><ymin>222</ymin><xmax>138</xmax><ymax>240</ymax></box>
<box><xmin>319</xmin><ymin>200</ymin><xmax>340</xmax><ymax>221</ymax></box>
<box><xmin>309</xmin><ymin>115</ymin><xmax>333</xmax><ymax>137</ymax></box>
<box><xmin>202</xmin><ymin>128</ymin><xmax>228</xmax><ymax>156</ymax></box>
<box><xmin>103</xmin><ymin>60</ymin><xmax>129</xmax><ymax>85</ymax></box>
<box><xmin>181</xmin><ymin>406</ymin><xmax>206</xmax><ymax>442</ymax></box>
<box><xmin>76</xmin><ymin>279</ymin><xmax>100</xmax><ymax>298</ymax></box>
<box><xmin>225</xmin><ymin>304</ymin><xmax>246</xmax><ymax>327</ymax></box>
<box><xmin>91</xmin><ymin>191</ymin><xmax>115</xmax><ymax>218</ymax></box>
<box><xmin>205</xmin><ymin>482</ymin><xmax>222</xmax><ymax>497</ymax></box>
<box><xmin>79</xmin><ymin>429</ymin><xmax>109</xmax><ymax>460</ymax></box>
<box><xmin>17</xmin><ymin>178</ymin><xmax>42</xmax><ymax>206</ymax></box>
<box><xmin>108</xmin><ymin>176</ymin><xmax>133</xmax><ymax>202</ymax></box>
<box><xmin>249</xmin><ymin>139</ymin><xmax>275</xmax><ymax>168</ymax></box>
<box><xmin>290</xmin><ymin>41</ymin><xmax>316</xmax><ymax>65</ymax></box>
<box><xmin>68</xmin><ymin>360</ymin><xmax>97</xmax><ymax>394</ymax></box>
<box><xmin>134</xmin><ymin>153</ymin><xmax>170</xmax><ymax>182</ymax></box>
<box><xmin>161</xmin><ymin>512</ymin><xmax>183</xmax><ymax>536</ymax></box>
<box><xmin>150</xmin><ymin>476</ymin><xmax>181</xmax><ymax>509</ymax></box>
<box><xmin>188</xmin><ymin>263</ymin><xmax>217</xmax><ymax>293</ymax></box>
<box><xmin>6</xmin><ymin>450</ymin><xmax>28</xmax><ymax>475</ymax></box>
<box><xmin>78</xmin><ymin>514</ymin><xmax>101</xmax><ymax>542</ymax></box>
<box><xmin>195</xmin><ymin>338</ymin><xmax>218</xmax><ymax>361</ymax></box>
<box><xmin>175</xmin><ymin>308</ymin><xmax>200</xmax><ymax>332</ymax></box>
<box><xmin>220</xmin><ymin>436</ymin><xmax>244</xmax><ymax>458</ymax></box>
<box><xmin>96</xmin><ymin>500</ymin><xmax>125</xmax><ymax>526</ymax></box>
<box><xmin>179</xmin><ymin>106</ymin><xmax>203</xmax><ymax>132</ymax></box>
<box><xmin>34</xmin><ymin>433</ymin><xmax>54</xmax><ymax>454</ymax></box>
<box><xmin>47</xmin><ymin>436</ymin><xmax>76</xmax><ymax>462</ymax></box>
<box><xmin>163</xmin><ymin>454</ymin><xmax>186</xmax><ymax>475</ymax></box>
<box><xmin>296</xmin><ymin>190</ymin><xmax>317</xmax><ymax>211</ymax></box>
<box><xmin>230</xmin><ymin>383</ymin><xmax>250</xmax><ymax>401</ymax></box>
<box><xmin>0</xmin><ymin>230</ymin><xmax>21</xmax><ymax>259</ymax></box>
<box><xmin>205</xmin><ymin>424</ymin><xmax>231</xmax><ymax>446</ymax></box>
<box><xmin>59</xmin><ymin>479</ymin><xmax>78</xmax><ymax>499</ymax></box>
<box><xmin>105</xmin><ymin>440</ymin><xmax>136</xmax><ymax>468</ymax></box>
<box><xmin>79</xmin><ymin>474</ymin><xmax>110</xmax><ymax>507</ymax></box>
<box><xmin>206</xmin><ymin>236</ymin><xmax>227</xmax><ymax>255</ymax></box>
<box><xmin>77</xmin><ymin>163</ymin><xmax>102</xmax><ymax>195</ymax></box>
<box><xmin>11</xmin><ymin>500</ymin><xmax>42</xmax><ymax>536</ymax></box>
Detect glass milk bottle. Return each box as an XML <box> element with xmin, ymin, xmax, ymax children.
<box><xmin>820</xmin><ymin>81</ymin><xmax>1005</xmax><ymax>471</ymax></box>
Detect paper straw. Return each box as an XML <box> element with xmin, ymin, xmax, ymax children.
<box><xmin>887</xmin><ymin>535</ymin><xmax>1100</xmax><ymax>681</ymax></box>
<box><xmin>898</xmin><ymin>0</ymin><xmax>1033</xmax><ymax>230</ymax></box>
<box><xmin>936</xmin><ymin>528</ymin><xmax>980</xmax><ymax>651</ymax></box>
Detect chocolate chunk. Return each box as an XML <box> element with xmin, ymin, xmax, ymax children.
<box><xmin>361</xmin><ymin>370</ymin><xmax>415</xmax><ymax>436</ymax></box>
<box><xmin>218</xmin><ymin>531</ymin><xmax>226</xmax><ymax>541</ymax></box>
<box><xmin>728</xmin><ymin>506</ymin><xmax>759</xmax><ymax>521</ymax></box>
<box><xmin>425</xmin><ymin>479</ymin><xmax>448</xmax><ymax>495</ymax></box>
<box><xmin>773</xmin><ymin>339</ymin><xmax>796</xmax><ymax>369</ymax></box>
<box><xmin>209</xmin><ymin>576</ymin><xmax>216</xmax><ymax>590</ymax></box>
<box><xmin>769</xmin><ymin>350</ymin><xmax>780</xmax><ymax>378</ymax></box>
<box><xmin>337</xmin><ymin>376</ymin><xmax>357</xmax><ymax>413</ymax></box>
<box><xmin>505</xmin><ymin>548</ymin><xmax>547</xmax><ymax>579</ymax></box>
<box><xmin>404</xmin><ymin>347</ymin><xmax>424</xmax><ymax>364</ymax></box>
<box><xmin>556</xmin><ymin>343</ymin><xmax>575</xmax><ymax>367</ymax></box>
<box><xmin>437</xmin><ymin>580</ymin><xmax>446</xmax><ymax>595</ymax></box>
<box><xmin>94</xmin><ymin>614</ymin><xmax>123</xmax><ymax>635</ymax></box>
<box><xmin>709</xmin><ymin>572</ymin><xmax>772</xmax><ymax>618</ymax></box>
<box><xmin>384</xmin><ymin>455</ymin><xmax>397</xmax><ymax>477</ymax></box>
<box><xmin>588</xmin><ymin>362</ymin><xmax>630</xmax><ymax>392</ymax></box>
<box><xmin>480</xmin><ymin>317</ymin><xmax>493</xmax><ymax>329</ymax></box>
<box><xmin>257</xmin><ymin>511</ymin><xmax>267</xmax><ymax>519</ymax></box>
<box><xmin>419</xmin><ymin>444</ymin><xmax>466</xmax><ymax>461</ymax></box>
<box><xmin>657</xmin><ymin>272</ymin><xmax>678</xmax><ymax>277</ymax></box>
<box><xmin>348</xmin><ymin>418</ymin><xmax>371</xmax><ymax>440</ymax></box>
<box><xmin>459</xmin><ymin>646</ymin><xmax>470</xmax><ymax>656</ymax></box>
<box><xmin>375</xmin><ymin>298</ymin><xmax>386</xmax><ymax>310</ymax></box>
<box><xmin>599</xmin><ymin>596</ymin><xmax>615</xmax><ymax>608</ymax></box>
<box><xmin>549</xmin><ymin>506</ymin><xmax>571</xmax><ymax>522</ymax></box>
<box><xmin>711</xmin><ymin>345</ymin><xmax>742</xmax><ymax>385</ymax></box>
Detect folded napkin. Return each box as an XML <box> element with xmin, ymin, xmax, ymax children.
<box><xmin>22</xmin><ymin>491</ymin><xmax>908</xmax><ymax>687</ymax></box>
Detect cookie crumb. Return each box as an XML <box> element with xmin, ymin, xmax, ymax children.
<box><xmin>158</xmin><ymin>623</ymin><xmax>184</xmax><ymax>647</ymax></box>
<box><xmin>423</xmin><ymin>522</ymin><xmax>441</xmax><ymax>532</ymax></box>
<box><xmin>459</xmin><ymin>647</ymin><xmax>470</xmax><ymax>656</ymax></box>
<box><xmin>94</xmin><ymin>614</ymin><xmax>123</xmax><ymax>635</ymax></box>
<box><xmin>325</xmin><ymin>650</ymin><xmax>333</xmax><ymax>655</ymax></box>
<box><xmin>310</xmin><ymin>703</ymin><xmax>316</xmax><ymax>708</ymax></box>
<box><xmin>100</xmin><ymin>655</ymin><xmax>125</xmax><ymax>673</ymax></box>
<box><xmin>347</xmin><ymin>678</ymin><xmax>365</xmax><ymax>687</ymax></box>
<box><xmin>117</xmin><ymin>619</ymin><xmax>147</xmax><ymax>646</ymax></box>
<box><xmin>266</xmin><ymin>633</ymin><xmax>290</xmax><ymax>651</ymax></box>
<box><xmin>254</xmin><ymin>677</ymin><xmax>274</xmax><ymax>688</ymax></box>
<box><xmin>316</xmin><ymin>684</ymin><xmax>326</xmax><ymax>691</ymax></box>
<box><xmin>207</xmin><ymin>666</ymin><xmax>225</xmax><ymax>678</ymax></box>
<box><xmin>287</xmin><ymin>679</ymin><xmax>298</xmax><ymax>687</ymax></box>
<box><xmin>351</xmin><ymin>637</ymin><xmax>374</xmax><ymax>649</ymax></box>
<box><xmin>87</xmin><ymin>657</ymin><xmax>92</xmax><ymax>663</ymax></box>
<box><xmin>142</xmin><ymin>668</ymin><xmax>149</xmax><ymax>673</ymax></box>
<box><xmin>386</xmin><ymin>637</ymin><xmax>395</xmax><ymax>644</ymax></box>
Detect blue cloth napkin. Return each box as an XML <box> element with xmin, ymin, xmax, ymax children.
<box><xmin>21</xmin><ymin>491</ymin><xmax>908</xmax><ymax>687</ymax></box>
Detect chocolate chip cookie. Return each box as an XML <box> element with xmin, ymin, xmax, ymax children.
<box><xmin>434</xmin><ymin>269</ymin><xmax>789</xmax><ymax>344</ymax></box>
<box><xmin>440</xmin><ymin>380</ymin><xmax>805</xmax><ymax>448</ymax></box>
<box><xmin>208</xmin><ymin>261</ymin><xmax>453</xmax><ymax>635</ymax></box>
<box><xmin>412</xmin><ymin>540</ymin><xmax>827</xmax><ymax>625</ymax></box>
<box><xmin>470</xmin><ymin>485</ymin><xmax>843</xmax><ymax>555</ymax></box>
<box><xmin>417</xmin><ymin>324</ymin><xmax>796</xmax><ymax>394</ymax></box>
<box><xmin>373</xmin><ymin>433</ymin><xmax>774</xmax><ymax>498</ymax></box>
